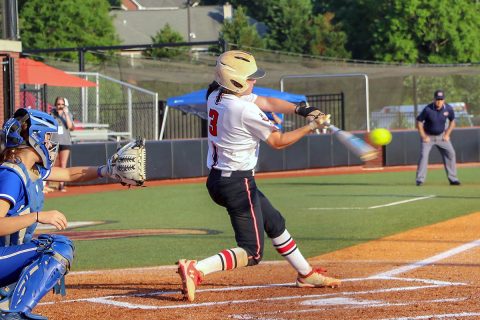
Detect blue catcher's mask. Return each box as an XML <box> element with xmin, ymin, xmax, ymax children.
<box><xmin>1</xmin><ymin>108</ymin><xmax>59</xmax><ymax>170</ymax></box>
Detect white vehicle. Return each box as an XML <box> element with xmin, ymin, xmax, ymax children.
<box><xmin>371</xmin><ymin>102</ymin><xmax>474</xmax><ymax>129</ymax></box>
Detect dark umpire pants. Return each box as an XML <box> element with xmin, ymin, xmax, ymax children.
<box><xmin>206</xmin><ymin>168</ymin><xmax>286</xmax><ymax>265</ymax></box>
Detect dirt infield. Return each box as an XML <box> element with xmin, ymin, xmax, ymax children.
<box><xmin>36</xmin><ymin>211</ymin><xmax>480</xmax><ymax>320</ymax></box>
<box><xmin>35</xmin><ymin>164</ymin><xmax>480</xmax><ymax>319</ymax></box>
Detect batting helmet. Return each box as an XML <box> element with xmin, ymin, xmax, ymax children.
<box><xmin>2</xmin><ymin>108</ymin><xmax>59</xmax><ymax>170</ymax></box>
<box><xmin>215</xmin><ymin>50</ymin><xmax>265</xmax><ymax>94</ymax></box>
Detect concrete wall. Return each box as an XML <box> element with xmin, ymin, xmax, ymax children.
<box><xmin>68</xmin><ymin>128</ymin><xmax>480</xmax><ymax>185</ymax></box>
<box><xmin>384</xmin><ymin>127</ymin><xmax>480</xmax><ymax>166</ymax></box>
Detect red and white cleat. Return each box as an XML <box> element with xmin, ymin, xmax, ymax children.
<box><xmin>296</xmin><ymin>268</ymin><xmax>341</xmax><ymax>288</ymax></box>
<box><xmin>177</xmin><ymin>259</ymin><xmax>203</xmax><ymax>302</ymax></box>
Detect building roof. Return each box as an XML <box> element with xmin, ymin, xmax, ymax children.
<box><xmin>112</xmin><ymin>5</ymin><xmax>223</xmax><ymax>45</ymax></box>
<box><xmin>132</xmin><ymin>0</ymin><xmax>188</xmax><ymax>9</ymax></box>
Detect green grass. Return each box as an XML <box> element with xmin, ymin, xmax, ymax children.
<box><xmin>43</xmin><ymin>166</ymin><xmax>480</xmax><ymax>271</ymax></box>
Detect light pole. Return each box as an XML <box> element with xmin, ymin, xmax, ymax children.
<box><xmin>187</xmin><ymin>1</ymin><xmax>200</xmax><ymax>42</ymax></box>
<box><xmin>187</xmin><ymin>0</ymin><xmax>191</xmax><ymax>42</ymax></box>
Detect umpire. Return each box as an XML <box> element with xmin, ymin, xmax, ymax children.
<box><xmin>415</xmin><ymin>89</ymin><xmax>461</xmax><ymax>186</ymax></box>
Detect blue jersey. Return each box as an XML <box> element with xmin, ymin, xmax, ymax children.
<box><xmin>0</xmin><ymin>162</ymin><xmax>50</xmax><ymax>246</ymax></box>
<box><xmin>416</xmin><ymin>103</ymin><xmax>455</xmax><ymax>135</ymax></box>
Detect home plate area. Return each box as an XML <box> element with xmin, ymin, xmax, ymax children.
<box><xmin>37</xmin><ymin>251</ymin><xmax>480</xmax><ymax>320</ymax></box>
<box><xmin>37</xmin><ymin>214</ymin><xmax>480</xmax><ymax>320</ymax></box>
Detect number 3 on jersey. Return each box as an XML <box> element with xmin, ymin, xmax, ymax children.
<box><xmin>209</xmin><ymin>109</ymin><xmax>219</xmax><ymax>136</ymax></box>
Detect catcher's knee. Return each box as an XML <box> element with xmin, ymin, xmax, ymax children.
<box><xmin>36</xmin><ymin>234</ymin><xmax>75</xmax><ymax>268</ymax></box>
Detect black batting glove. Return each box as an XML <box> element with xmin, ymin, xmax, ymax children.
<box><xmin>294</xmin><ymin>101</ymin><xmax>320</xmax><ymax>117</ymax></box>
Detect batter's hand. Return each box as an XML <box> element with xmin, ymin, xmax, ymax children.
<box><xmin>443</xmin><ymin>134</ymin><xmax>450</xmax><ymax>141</ymax></box>
<box><xmin>37</xmin><ymin>210</ymin><xmax>68</xmax><ymax>230</ymax></box>
<box><xmin>295</xmin><ymin>102</ymin><xmax>323</xmax><ymax>118</ymax></box>
<box><xmin>308</xmin><ymin>114</ymin><xmax>331</xmax><ymax>131</ymax></box>
<box><xmin>422</xmin><ymin>136</ymin><xmax>430</xmax><ymax>143</ymax></box>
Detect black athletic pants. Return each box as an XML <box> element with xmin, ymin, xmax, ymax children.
<box><xmin>206</xmin><ymin>168</ymin><xmax>286</xmax><ymax>265</ymax></box>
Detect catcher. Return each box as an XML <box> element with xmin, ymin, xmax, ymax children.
<box><xmin>0</xmin><ymin>108</ymin><xmax>145</xmax><ymax>320</ymax></box>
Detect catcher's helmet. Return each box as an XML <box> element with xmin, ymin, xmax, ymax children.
<box><xmin>2</xmin><ymin>108</ymin><xmax>59</xmax><ymax>170</ymax></box>
<box><xmin>215</xmin><ymin>50</ymin><xmax>265</xmax><ymax>94</ymax></box>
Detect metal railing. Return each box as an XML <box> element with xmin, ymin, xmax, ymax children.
<box><xmin>282</xmin><ymin>93</ymin><xmax>345</xmax><ymax>131</ymax></box>
<box><xmin>47</xmin><ymin>72</ymin><xmax>159</xmax><ymax>140</ymax></box>
<box><xmin>160</xmin><ymin>93</ymin><xmax>345</xmax><ymax>139</ymax></box>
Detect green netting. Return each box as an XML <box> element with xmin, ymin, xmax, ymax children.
<box><xmin>34</xmin><ymin>46</ymin><xmax>480</xmax><ymax>134</ymax></box>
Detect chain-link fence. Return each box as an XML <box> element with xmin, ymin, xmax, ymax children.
<box><xmin>30</xmin><ymin>46</ymin><xmax>480</xmax><ymax>139</ymax></box>
<box><xmin>160</xmin><ymin>101</ymin><xmax>205</xmax><ymax>140</ymax></box>
<box><xmin>45</xmin><ymin>72</ymin><xmax>158</xmax><ymax>140</ymax></box>
<box><xmin>160</xmin><ymin>93</ymin><xmax>344</xmax><ymax>139</ymax></box>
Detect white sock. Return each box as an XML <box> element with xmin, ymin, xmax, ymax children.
<box><xmin>196</xmin><ymin>247</ymin><xmax>248</xmax><ymax>276</ymax></box>
<box><xmin>271</xmin><ymin>229</ymin><xmax>312</xmax><ymax>276</ymax></box>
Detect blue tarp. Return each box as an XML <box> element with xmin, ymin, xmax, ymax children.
<box><xmin>166</xmin><ymin>87</ymin><xmax>307</xmax><ymax>120</ymax></box>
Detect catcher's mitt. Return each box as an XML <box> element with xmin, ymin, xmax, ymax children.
<box><xmin>104</xmin><ymin>138</ymin><xmax>146</xmax><ymax>186</ymax></box>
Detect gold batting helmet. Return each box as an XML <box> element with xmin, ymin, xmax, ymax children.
<box><xmin>215</xmin><ymin>50</ymin><xmax>265</xmax><ymax>94</ymax></box>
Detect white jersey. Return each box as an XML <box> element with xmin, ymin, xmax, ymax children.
<box><xmin>241</xmin><ymin>93</ymin><xmax>258</xmax><ymax>104</ymax></box>
<box><xmin>207</xmin><ymin>90</ymin><xmax>277</xmax><ymax>171</ymax></box>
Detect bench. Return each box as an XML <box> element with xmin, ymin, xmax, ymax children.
<box><xmin>70</xmin><ymin>129</ymin><xmax>132</xmax><ymax>143</ymax></box>
<box><xmin>71</xmin><ymin>129</ymin><xmax>109</xmax><ymax>142</ymax></box>
<box><xmin>107</xmin><ymin>131</ymin><xmax>132</xmax><ymax>142</ymax></box>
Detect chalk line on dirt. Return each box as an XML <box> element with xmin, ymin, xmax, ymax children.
<box><xmin>309</xmin><ymin>195</ymin><xmax>436</xmax><ymax>210</ymax></box>
<box><xmin>371</xmin><ymin>238</ymin><xmax>480</xmax><ymax>278</ymax></box>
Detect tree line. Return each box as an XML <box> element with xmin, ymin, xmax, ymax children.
<box><xmin>18</xmin><ymin>0</ymin><xmax>480</xmax><ymax>64</ymax></box>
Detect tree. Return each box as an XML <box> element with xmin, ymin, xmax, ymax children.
<box><xmin>313</xmin><ymin>0</ymin><xmax>380</xmax><ymax>61</ymax></box>
<box><xmin>309</xmin><ymin>12</ymin><xmax>350</xmax><ymax>58</ymax></box>
<box><xmin>19</xmin><ymin>0</ymin><xmax>119</xmax><ymax>62</ymax></box>
<box><xmin>221</xmin><ymin>6</ymin><xmax>265</xmax><ymax>50</ymax></box>
<box><xmin>371</xmin><ymin>0</ymin><xmax>480</xmax><ymax>63</ymax></box>
<box><xmin>224</xmin><ymin>1</ymin><xmax>272</xmax><ymax>22</ymax></box>
<box><xmin>107</xmin><ymin>0</ymin><xmax>122</xmax><ymax>9</ymax></box>
<box><xmin>261</xmin><ymin>0</ymin><xmax>349</xmax><ymax>57</ymax></box>
<box><xmin>316</xmin><ymin>0</ymin><xmax>480</xmax><ymax>63</ymax></box>
<box><xmin>262</xmin><ymin>0</ymin><xmax>313</xmax><ymax>53</ymax></box>
<box><xmin>203</xmin><ymin>1</ymin><xmax>350</xmax><ymax>57</ymax></box>
<box><xmin>144</xmin><ymin>24</ymin><xmax>188</xmax><ymax>59</ymax></box>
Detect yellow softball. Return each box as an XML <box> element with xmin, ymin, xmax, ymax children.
<box><xmin>369</xmin><ymin>128</ymin><xmax>392</xmax><ymax>146</ymax></box>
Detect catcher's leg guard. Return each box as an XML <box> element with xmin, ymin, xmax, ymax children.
<box><xmin>0</xmin><ymin>310</ymin><xmax>48</xmax><ymax>319</ymax></box>
<box><xmin>0</xmin><ymin>283</ymin><xmax>16</xmax><ymax>311</ymax></box>
<box><xmin>7</xmin><ymin>235</ymin><xmax>74</xmax><ymax>315</ymax></box>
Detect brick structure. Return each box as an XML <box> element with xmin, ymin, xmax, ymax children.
<box><xmin>0</xmin><ymin>40</ymin><xmax>22</xmax><ymax>125</ymax></box>
<box><xmin>363</xmin><ymin>132</ymin><xmax>384</xmax><ymax>168</ymax></box>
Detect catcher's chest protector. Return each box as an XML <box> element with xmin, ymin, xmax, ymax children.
<box><xmin>0</xmin><ymin>162</ymin><xmax>44</xmax><ymax>246</ymax></box>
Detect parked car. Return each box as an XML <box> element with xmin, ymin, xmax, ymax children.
<box><xmin>371</xmin><ymin>102</ymin><xmax>474</xmax><ymax>129</ymax></box>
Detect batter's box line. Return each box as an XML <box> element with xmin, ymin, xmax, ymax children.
<box><xmin>380</xmin><ymin>312</ymin><xmax>480</xmax><ymax>320</ymax></box>
<box><xmin>371</xmin><ymin>238</ymin><xmax>480</xmax><ymax>279</ymax></box>
<box><xmin>368</xmin><ymin>276</ymin><xmax>467</xmax><ymax>286</ymax></box>
<box><xmin>231</xmin><ymin>297</ymin><xmax>469</xmax><ymax>319</ymax></box>
<box><xmin>38</xmin><ymin>279</ymin><xmax>459</xmax><ymax>310</ymax></box>
<box><xmin>39</xmin><ymin>238</ymin><xmax>479</xmax><ymax>310</ymax></box>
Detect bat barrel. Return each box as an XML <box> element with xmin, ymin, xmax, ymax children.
<box><xmin>327</xmin><ymin>124</ymin><xmax>378</xmax><ymax>161</ymax></box>
<box><xmin>359</xmin><ymin>149</ymin><xmax>378</xmax><ymax>161</ymax></box>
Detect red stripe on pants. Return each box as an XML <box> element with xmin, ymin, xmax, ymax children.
<box><xmin>244</xmin><ymin>178</ymin><xmax>261</xmax><ymax>260</ymax></box>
